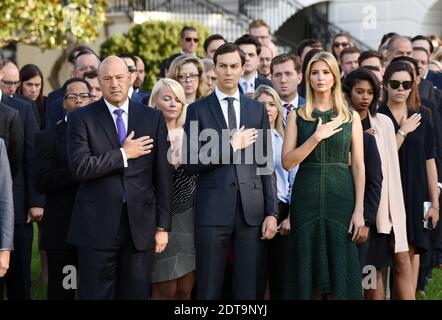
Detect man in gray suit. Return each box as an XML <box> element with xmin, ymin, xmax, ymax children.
<box><xmin>0</xmin><ymin>138</ymin><xmax>14</xmax><ymax>278</ymax></box>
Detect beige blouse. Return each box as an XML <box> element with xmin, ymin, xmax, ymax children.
<box><xmin>369</xmin><ymin>113</ymin><xmax>409</xmax><ymax>253</ymax></box>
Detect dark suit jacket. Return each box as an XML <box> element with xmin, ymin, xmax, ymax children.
<box><xmin>183</xmin><ymin>91</ymin><xmax>277</xmax><ymax>226</ymax></box>
<box><xmin>132</xmin><ymin>90</ymin><xmax>151</xmax><ymax>105</ymax></box>
<box><xmin>363</xmin><ymin>132</ymin><xmax>383</xmax><ymax>226</ymax></box>
<box><xmin>159</xmin><ymin>52</ymin><xmax>183</xmax><ymax>78</ymax></box>
<box><xmin>0</xmin><ymin>102</ymin><xmax>24</xmax><ymax>178</ymax></box>
<box><xmin>66</xmin><ymin>98</ymin><xmax>172</xmax><ymax>251</ymax></box>
<box><xmin>426</xmin><ymin>70</ymin><xmax>442</xmax><ymax>90</ymax></box>
<box><xmin>33</xmin><ymin>121</ymin><xmax>79</xmax><ymax>250</ymax></box>
<box><xmin>238</xmin><ymin>74</ymin><xmax>273</xmax><ymax>95</ymax></box>
<box><xmin>45</xmin><ymin>88</ymin><xmax>65</xmax><ymax>128</ymax></box>
<box><xmin>0</xmin><ymin>139</ymin><xmax>14</xmax><ymax>250</ymax></box>
<box><xmin>1</xmin><ymin>94</ymin><xmax>45</xmax><ymax>224</ymax></box>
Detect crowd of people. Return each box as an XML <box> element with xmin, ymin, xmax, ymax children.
<box><xmin>1</xmin><ymin>19</ymin><xmax>442</xmax><ymax>300</ymax></box>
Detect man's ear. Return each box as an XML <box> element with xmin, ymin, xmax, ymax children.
<box><xmin>297</xmin><ymin>72</ymin><xmax>303</xmax><ymax>85</ymax></box>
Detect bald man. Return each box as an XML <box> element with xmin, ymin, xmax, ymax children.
<box><xmin>66</xmin><ymin>56</ymin><xmax>172</xmax><ymax>300</ymax></box>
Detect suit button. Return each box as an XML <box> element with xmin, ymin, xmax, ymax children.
<box><xmin>230</xmin><ymin>182</ymin><xmax>236</xmax><ymax>187</ymax></box>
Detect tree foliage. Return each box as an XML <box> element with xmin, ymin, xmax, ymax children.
<box><xmin>100</xmin><ymin>20</ymin><xmax>211</xmax><ymax>91</ymax></box>
<box><xmin>0</xmin><ymin>0</ymin><xmax>107</xmax><ymax>49</ymax></box>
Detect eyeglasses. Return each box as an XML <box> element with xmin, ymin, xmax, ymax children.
<box><xmin>64</xmin><ymin>93</ymin><xmax>91</xmax><ymax>101</ymax></box>
<box><xmin>185</xmin><ymin>37</ymin><xmax>199</xmax><ymax>43</ymax></box>
<box><xmin>128</xmin><ymin>66</ymin><xmax>137</xmax><ymax>73</ymax></box>
<box><xmin>1</xmin><ymin>80</ymin><xmax>21</xmax><ymax>87</ymax></box>
<box><xmin>178</xmin><ymin>73</ymin><xmax>199</xmax><ymax>82</ymax></box>
<box><xmin>333</xmin><ymin>42</ymin><xmax>349</xmax><ymax>48</ymax></box>
<box><xmin>388</xmin><ymin>80</ymin><xmax>413</xmax><ymax>90</ymax></box>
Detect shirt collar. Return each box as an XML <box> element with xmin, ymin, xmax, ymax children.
<box><xmin>128</xmin><ymin>87</ymin><xmax>134</xmax><ymax>99</ymax></box>
<box><xmin>0</xmin><ymin>91</ymin><xmax>3</xmax><ymax>101</ymax></box>
<box><xmin>215</xmin><ymin>87</ymin><xmax>240</xmax><ymax>102</ymax></box>
<box><xmin>282</xmin><ymin>94</ymin><xmax>299</xmax><ymax>107</ymax></box>
<box><xmin>104</xmin><ymin>98</ymin><xmax>130</xmax><ymax>116</ymax></box>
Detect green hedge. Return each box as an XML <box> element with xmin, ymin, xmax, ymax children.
<box><xmin>100</xmin><ymin>20</ymin><xmax>211</xmax><ymax>91</ymax></box>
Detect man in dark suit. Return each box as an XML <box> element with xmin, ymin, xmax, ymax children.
<box><xmin>133</xmin><ymin>56</ymin><xmax>151</xmax><ymax>103</ymax></box>
<box><xmin>67</xmin><ymin>56</ymin><xmax>172</xmax><ymax>300</ymax></box>
<box><xmin>0</xmin><ymin>102</ymin><xmax>23</xmax><ymax>179</ymax></box>
<box><xmin>0</xmin><ymin>75</ymin><xmax>44</xmax><ymax>300</ymax></box>
<box><xmin>183</xmin><ymin>43</ymin><xmax>278</xmax><ymax>299</ymax></box>
<box><xmin>0</xmin><ymin>138</ymin><xmax>14</xmax><ymax>279</ymax></box>
<box><xmin>33</xmin><ymin>78</ymin><xmax>92</xmax><ymax>300</ymax></box>
<box><xmin>412</xmin><ymin>35</ymin><xmax>442</xmax><ymax>90</ymax></box>
<box><xmin>234</xmin><ymin>34</ymin><xmax>273</xmax><ymax>97</ymax></box>
<box><xmin>118</xmin><ymin>53</ymin><xmax>149</xmax><ymax>105</ymax></box>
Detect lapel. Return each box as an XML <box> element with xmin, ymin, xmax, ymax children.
<box><xmin>208</xmin><ymin>92</ymin><xmax>228</xmax><ymax>131</ymax></box>
<box><xmin>239</xmin><ymin>94</ymin><xmax>251</xmax><ymax>128</ymax></box>
<box><xmin>94</xmin><ymin>99</ymin><xmax>120</xmax><ymax>148</ymax></box>
<box><xmin>127</xmin><ymin>99</ymin><xmax>140</xmax><ymax>135</ymax></box>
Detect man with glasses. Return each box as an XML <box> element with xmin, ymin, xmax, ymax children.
<box><xmin>159</xmin><ymin>26</ymin><xmax>200</xmax><ymax>78</ymax></box>
<box><xmin>33</xmin><ymin>78</ymin><xmax>91</xmax><ymax>299</ymax></box>
<box><xmin>249</xmin><ymin>19</ymin><xmax>277</xmax><ymax>57</ymax></box>
<box><xmin>83</xmin><ymin>69</ymin><xmax>103</xmax><ymax>103</ymax></box>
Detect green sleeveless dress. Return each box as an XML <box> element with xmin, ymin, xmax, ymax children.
<box><xmin>283</xmin><ymin>108</ymin><xmax>362</xmax><ymax>300</ymax></box>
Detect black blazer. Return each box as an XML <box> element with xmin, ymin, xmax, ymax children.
<box><xmin>183</xmin><ymin>91</ymin><xmax>277</xmax><ymax>226</ymax></box>
<box><xmin>0</xmin><ymin>102</ymin><xmax>24</xmax><ymax>178</ymax></box>
<box><xmin>426</xmin><ymin>70</ymin><xmax>442</xmax><ymax>91</ymax></box>
<box><xmin>33</xmin><ymin>121</ymin><xmax>78</xmax><ymax>250</ymax></box>
<box><xmin>363</xmin><ymin>132</ymin><xmax>383</xmax><ymax>226</ymax></box>
<box><xmin>66</xmin><ymin>99</ymin><xmax>173</xmax><ymax>251</ymax></box>
<box><xmin>1</xmin><ymin>94</ymin><xmax>45</xmax><ymax>224</ymax></box>
<box><xmin>238</xmin><ymin>74</ymin><xmax>273</xmax><ymax>95</ymax></box>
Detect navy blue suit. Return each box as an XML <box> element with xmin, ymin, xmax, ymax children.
<box><xmin>238</xmin><ymin>74</ymin><xmax>273</xmax><ymax>95</ymax></box>
<box><xmin>183</xmin><ymin>91</ymin><xmax>277</xmax><ymax>299</ymax></box>
<box><xmin>45</xmin><ymin>88</ymin><xmax>65</xmax><ymax>128</ymax></box>
<box><xmin>426</xmin><ymin>70</ymin><xmax>442</xmax><ymax>91</ymax></box>
<box><xmin>131</xmin><ymin>90</ymin><xmax>151</xmax><ymax>105</ymax></box>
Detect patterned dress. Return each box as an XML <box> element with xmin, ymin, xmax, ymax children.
<box><xmin>151</xmin><ymin>167</ymin><xmax>197</xmax><ymax>282</ymax></box>
<box><xmin>283</xmin><ymin>108</ymin><xmax>363</xmax><ymax>300</ymax></box>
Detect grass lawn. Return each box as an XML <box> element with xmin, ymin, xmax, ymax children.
<box><xmin>29</xmin><ymin>224</ymin><xmax>441</xmax><ymax>300</ymax></box>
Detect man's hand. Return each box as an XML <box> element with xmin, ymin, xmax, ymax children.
<box><xmin>27</xmin><ymin>207</ymin><xmax>44</xmax><ymax>223</ymax></box>
<box><xmin>154</xmin><ymin>230</ymin><xmax>168</xmax><ymax>254</ymax></box>
<box><xmin>279</xmin><ymin>216</ymin><xmax>291</xmax><ymax>236</ymax></box>
<box><xmin>261</xmin><ymin>215</ymin><xmax>278</xmax><ymax>240</ymax></box>
<box><xmin>230</xmin><ymin>126</ymin><xmax>258</xmax><ymax>151</ymax></box>
<box><xmin>123</xmin><ymin>131</ymin><xmax>154</xmax><ymax>160</ymax></box>
<box><xmin>0</xmin><ymin>250</ymin><xmax>11</xmax><ymax>278</ymax></box>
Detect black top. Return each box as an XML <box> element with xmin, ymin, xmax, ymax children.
<box><xmin>378</xmin><ymin>105</ymin><xmax>435</xmax><ymax>253</ymax></box>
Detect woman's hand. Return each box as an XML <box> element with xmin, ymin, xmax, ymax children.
<box><xmin>348</xmin><ymin>211</ymin><xmax>365</xmax><ymax>242</ymax></box>
<box><xmin>313</xmin><ymin>118</ymin><xmax>343</xmax><ymax>142</ymax></box>
<box><xmin>399</xmin><ymin>113</ymin><xmax>421</xmax><ymax>135</ymax></box>
<box><xmin>279</xmin><ymin>216</ymin><xmax>291</xmax><ymax>236</ymax></box>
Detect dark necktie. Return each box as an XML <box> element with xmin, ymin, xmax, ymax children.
<box><xmin>284</xmin><ymin>103</ymin><xmax>294</xmax><ymax>115</ymax></box>
<box><xmin>225</xmin><ymin>97</ymin><xmax>237</xmax><ymax>131</ymax></box>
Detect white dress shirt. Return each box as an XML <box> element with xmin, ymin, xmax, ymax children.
<box><xmin>239</xmin><ymin>72</ymin><xmax>258</xmax><ymax>94</ymax></box>
<box><xmin>215</xmin><ymin>87</ymin><xmax>241</xmax><ymax>129</ymax></box>
<box><xmin>104</xmin><ymin>98</ymin><xmax>129</xmax><ymax>167</ymax></box>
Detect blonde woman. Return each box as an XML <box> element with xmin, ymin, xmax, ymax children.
<box><xmin>254</xmin><ymin>85</ymin><xmax>297</xmax><ymax>299</ymax></box>
<box><xmin>167</xmin><ymin>54</ymin><xmax>209</xmax><ymax>104</ymax></box>
<box><xmin>282</xmin><ymin>52</ymin><xmax>365</xmax><ymax>299</ymax></box>
<box><xmin>149</xmin><ymin>79</ymin><xmax>197</xmax><ymax>300</ymax></box>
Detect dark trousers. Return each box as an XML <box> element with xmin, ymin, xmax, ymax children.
<box><xmin>195</xmin><ymin>195</ymin><xmax>264</xmax><ymax>300</ymax></box>
<box><xmin>77</xmin><ymin>208</ymin><xmax>153</xmax><ymax>300</ymax></box>
<box><xmin>0</xmin><ymin>223</ymin><xmax>33</xmax><ymax>300</ymax></box>
<box><xmin>266</xmin><ymin>201</ymin><xmax>292</xmax><ymax>300</ymax></box>
<box><xmin>46</xmin><ymin>249</ymin><xmax>78</xmax><ymax>300</ymax></box>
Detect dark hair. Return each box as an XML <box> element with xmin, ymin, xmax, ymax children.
<box><xmin>118</xmin><ymin>52</ymin><xmax>137</xmax><ymax>66</ymax></box>
<box><xmin>411</xmin><ymin>35</ymin><xmax>434</xmax><ymax>54</ymax></box>
<box><xmin>298</xmin><ymin>48</ymin><xmax>322</xmax><ymax>98</ymax></box>
<box><xmin>343</xmin><ymin>68</ymin><xmax>380</xmax><ymax>116</ymax></box>
<box><xmin>234</xmin><ymin>34</ymin><xmax>261</xmax><ymax>55</ymax></box>
<box><xmin>180</xmin><ymin>26</ymin><xmax>198</xmax><ymax>38</ymax></box>
<box><xmin>390</xmin><ymin>56</ymin><xmax>419</xmax><ymax>76</ymax></box>
<box><xmin>271</xmin><ymin>53</ymin><xmax>302</xmax><ymax>75</ymax></box>
<box><xmin>297</xmin><ymin>39</ymin><xmax>323</xmax><ymax>57</ymax></box>
<box><xmin>68</xmin><ymin>45</ymin><xmax>94</xmax><ymax>64</ymax></box>
<box><xmin>18</xmin><ymin>63</ymin><xmax>44</xmax><ymax>100</ymax></box>
<box><xmin>62</xmin><ymin>78</ymin><xmax>91</xmax><ymax>97</ymax></box>
<box><xmin>412</xmin><ymin>46</ymin><xmax>430</xmax><ymax>60</ymax></box>
<box><xmin>360</xmin><ymin>65</ymin><xmax>381</xmax><ymax>73</ymax></box>
<box><xmin>380</xmin><ymin>32</ymin><xmax>399</xmax><ymax>46</ymax></box>
<box><xmin>213</xmin><ymin>43</ymin><xmax>246</xmax><ymax>67</ymax></box>
<box><xmin>83</xmin><ymin>69</ymin><xmax>98</xmax><ymax>80</ymax></box>
<box><xmin>73</xmin><ymin>50</ymin><xmax>100</xmax><ymax>69</ymax></box>
<box><xmin>382</xmin><ymin>61</ymin><xmax>419</xmax><ymax>111</ymax></box>
<box><xmin>203</xmin><ymin>34</ymin><xmax>226</xmax><ymax>53</ymax></box>
<box><xmin>339</xmin><ymin>46</ymin><xmax>360</xmax><ymax>62</ymax></box>
<box><xmin>358</xmin><ymin>50</ymin><xmax>383</xmax><ymax>66</ymax></box>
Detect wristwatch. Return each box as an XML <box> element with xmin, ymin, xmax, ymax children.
<box><xmin>268</xmin><ymin>213</ymin><xmax>280</xmax><ymax>220</ymax></box>
<box><xmin>156</xmin><ymin>227</ymin><xmax>169</xmax><ymax>232</ymax></box>
<box><xmin>397</xmin><ymin>129</ymin><xmax>407</xmax><ymax>138</ymax></box>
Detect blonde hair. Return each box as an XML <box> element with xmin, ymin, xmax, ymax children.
<box><xmin>166</xmin><ymin>54</ymin><xmax>209</xmax><ymax>100</ymax></box>
<box><xmin>149</xmin><ymin>78</ymin><xmax>187</xmax><ymax>128</ymax></box>
<box><xmin>253</xmin><ymin>85</ymin><xmax>284</xmax><ymax>138</ymax></box>
<box><xmin>299</xmin><ymin>51</ymin><xmax>352</xmax><ymax>123</ymax></box>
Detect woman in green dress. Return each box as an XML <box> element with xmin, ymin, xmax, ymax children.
<box><xmin>282</xmin><ymin>52</ymin><xmax>365</xmax><ymax>299</ymax></box>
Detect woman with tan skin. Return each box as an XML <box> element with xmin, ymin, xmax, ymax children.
<box><xmin>167</xmin><ymin>54</ymin><xmax>209</xmax><ymax>104</ymax></box>
<box><xmin>378</xmin><ymin>62</ymin><xmax>439</xmax><ymax>296</ymax></box>
<box><xmin>149</xmin><ymin>79</ymin><xmax>197</xmax><ymax>300</ymax></box>
<box><xmin>343</xmin><ymin>68</ymin><xmax>415</xmax><ymax>300</ymax></box>
<box><xmin>281</xmin><ymin>52</ymin><xmax>365</xmax><ymax>299</ymax></box>
<box><xmin>331</xmin><ymin>33</ymin><xmax>352</xmax><ymax>63</ymax></box>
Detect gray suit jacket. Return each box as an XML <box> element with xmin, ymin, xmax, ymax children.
<box><xmin>0</xmin><ymin>139</ymin><xmax>14</xmax><ymax>250</ymax></box>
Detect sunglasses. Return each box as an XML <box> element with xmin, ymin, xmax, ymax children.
<box><xmin>185</xmin><ymin>37</ymin><xmax>199</xmax><ymax>43</ymax></box>
<box><xmin>388</xmin><ymin>80</ymin><xmax>413</xmax><ymax>90</ymax></box>
<box><xmin>128</xmin><ymin>66</ymin><xmax>137</xmax><ymax>73</ymax></box>
<box><xmin>333</xmin><ymin>42</ymin><xmax>349</xmax><ymax>48</ymax></box>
